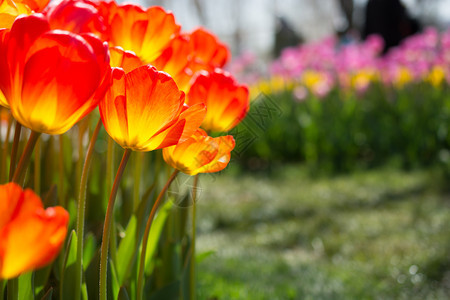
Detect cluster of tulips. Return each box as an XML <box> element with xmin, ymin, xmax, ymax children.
<box><xmin>0</xmin><ymin>0</ymin><xmax>249</xmax><ymax>299</ymax></box>
<box><xmin>258</xmin><ymin>27</ymin><xmax>450</xmax><ymax>97</ymax></box>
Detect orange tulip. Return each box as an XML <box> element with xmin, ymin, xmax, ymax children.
<box><xmin>0</xmin><ymin>0</ymin><xmax>50</xmax><ymax>29</ymax></box>
<box><xmin>0</xmin><ymin>13</ymin><xmax>110</xmax><ymax>134</ymax></box>
<box><xmin>152</xmin><ymin>35</ymin><xmax>195</xmax><ymax>92</ymax></box>
<box><xmin>99</xmin><ymin>65</ymin><xmax>206</xmax><ymax>151</ymax></box>
<box><xmin>163</xmin><ymin>129</ymin><xmax>235</xmax><ymax>175</ymax></box>
<box><xmin>98</xmin><ymin>1</ymin><xmax>180</xmax><ymax>63</ymax></box>
<box><xmin>187</xmin><ymin>28</ymin><xmax>230</xmax><ymax>69</ymax></box>
<box><xmin>20</xmin><ymin>0</ymin><xmax>48</xmax><ymax>12</ymax></box>
<box><xmin>44</xmin><ymin>0</ymin><xmax>107</xmax><ymax>39</ymax></box>
<box><xmin>186</xmin><ymin>69</ymin><xmax>249</xmax><ymax>132</ymax></box>
<box><xmin>109</xmin><ymin>46</ymin><xmax>143</xmax><ymax>72</ymax></box>
<box><xmin>0</xmin><ymin>0</ymin><xmax>32</xmax><ymax>29</ymax></box>
<box><xmin>0</xmin><ymin>183</ymin><xmax>69</xmax><ymax>279</ymax></box>
<box><xmin>152</xmin><ymin>28</ymin><xmax>230</xmax><ymax>92</ymax></box>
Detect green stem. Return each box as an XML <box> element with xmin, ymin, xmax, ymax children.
<box><xmin>190</xmin><ymin>174</ymin><xmax>199</xmax><ymax>300</ymax></box>
<box><xmin>12</xmin><ymin>131</ymin><xmax>40</xmax><ymax>185</ymax></box>
<box><xmin>58</xmin><ymin>135</ymin><xmax>65</xmax><ymax>207</ymax></box>
<box><xmin>9</xmin><ymin>122</ymin><xmax>22</xmax><ymax>181</ymax></box>
<box><xmin>0</xmin><ymin>118</ymin><xmax>12</xmax><ymax>184</ymax></box>
<box><xmin>137</xmin><ymin>169</ymin><xmax>179</xmax><ymax>300</ymax></box>
<box><xmin>74</xmin><ymin>119</ymin><xmax>102</xmax><ymax>300</ymax></box>
<box><xmin>6</xmin><ymin>277</ymin><xmax>17</xmax><ymax>300</ymax></box>
<box><xmin>106</xmin><ymin>137</ymin><xmax>118</xmax><ymax>266</ymax></box>
<box><xmin>0</xmin><ymin>279</ymin><xmax>4</xmax><ymax>300</ymax></box>
<box><xmin>133</xmin><ymin>152</ymin><xmax>144</xmax><ymax>211</ymax></box>
<box><xmin>99</xmin><ymin>148</ymin><xmax>131</xmax><ymax>300</ymax></box>
<box><xmin>34</xmin><ymin>138</ymin><xmax>40</xmax><ymax>195</ymax></box>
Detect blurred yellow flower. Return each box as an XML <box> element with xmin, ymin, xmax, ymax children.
<box><xmin>426</xmin><ymin>66</ymin><xmax>445</xmax><ymax>87</ymax></box>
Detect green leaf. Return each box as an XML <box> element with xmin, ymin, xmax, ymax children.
<box><xmin>83</xmin><ymin>233</ymin><xmax>96</xmax><ymax>271</ymax></box>
<box><xmin>148</xmin><ymin>280</ymin><xmax>180</xmax><ymax>300</ymax></box>
<box><xmin>18</xmin><ymin>271</ymin><xmax>34</xmax><ymax>300</ymax></box>
<box><xmin>196</xmin><ymin>250</ymin><xmax>216</xmax><ymax>264</ymax></box>
<box><xmin>60</xmin><ymin>230</ymin><xmax>78</xmax><ymax>300</ymax></box>
<box><xmin>34</xmin><ymin>265</ymin><xmax>52</xmax><ymax>297</ymax></box>
<box><xmin>116</xmin><ymin>215</ymin><xmax>137</xmax><ymax>285</ymax></box>
<box><xmin>110</xmin><ymin>260</ymin><xmax>120</xmax><ymax>300</ymax></box>
<box><xmin>118</xmin><ymin>287</ymin><xmax>130</xmax><ymax>300</ymax></box>
<box><xmin>144</xmin><ymin>200</ymin><xmax>173</xmax><ymax>275</ymax></box>
<box><xmin>39</xmin><ymin>287</ymin><xmax>52</xmax><ymax>300</ymax></box>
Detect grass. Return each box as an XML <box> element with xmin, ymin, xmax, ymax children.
<box><xmin>194</xmin><ymin>165</ymin><xmax>450</xmax><ymax>299</ymax></box>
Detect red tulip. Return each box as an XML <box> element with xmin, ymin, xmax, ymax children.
<box><xmin>44</xmin><ymin>0</ymin><xmax>107</xmax><ymax>39</ymax></box>
<box><xmin>0</xmin><ymin>14</ymin><xmax>110</xmax><ymax>134</ymax></box>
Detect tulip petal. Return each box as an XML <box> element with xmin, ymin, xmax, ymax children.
<box><xmin>0</xmin><ymin>183</ymin><xmax>68</xmax><ymax>279</ymax></box>
<box><xmin>187</xmin><ymin>70</ymin><xmax>249</xmax><ymax>132</ymax></box>
<box><xmin>163</xmin><ymin>129</ymin><xmax>235</xmax><ymax>175</ymax></box>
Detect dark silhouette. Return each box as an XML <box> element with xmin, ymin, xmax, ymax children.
<box><xmin>338</xmin><ymin>0</ymin><xmax>354</xmax><ymax>33</ymax></box>
<box><xmin>274</xmin><ymin>17</ymin><xmax>303</xmax><ymax>57</ymax></box>
<box><xmin>363</xmin><ymin>0</ymin><xmax>420</xmax><ymax>54</ymax></box>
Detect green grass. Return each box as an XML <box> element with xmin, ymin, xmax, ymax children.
<box><xmin>195</xmin><ymin>166</ymin><xmax>450</xmax><ymax>299</ymax></box>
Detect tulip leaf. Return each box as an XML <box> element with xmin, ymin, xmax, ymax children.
<box><xmin>83</xmin><ymin>233</ymin><xmax>96</xmax><ymax>271</ymax></box>
<box><xmin>116</xmin><ymin>214</ymin><xmax>138</xmax><ymax>285</ymax></box>
<box><xmin>196</xmin><ymin>250</ymin><xmax>216</xmax><ymax>264</ymax></box>
<box><xmin>81</xmin><ymin>282</ymin><xmax>88</xmax><ymax>300</ymax></box>
<box><xmin>33</xmin><ymin>264</ymin><xmax>52</xmax><ymax>297</ymax></box>
<box><xmin>148</xmin><ymin>280</ymin><xmax>180</xmax><ymax>300</ymax></box>
<box><xmin>18</xmin><ymin>271</ymin><xmax>34</xmax><ymax>300</ymax></box>
<box><xmin>144</xmin><ymin>200</ymin><xmax>173</xmax><ymax>275</ymax></box>
<box><xmin>110</xmin><ymin>260</ymin><xmax>120</xmax><ymax>300</ymax></box>
<box><xmin>118</xmin><ymin>287</ymin><xmax>131</xmax><ymax>300</ymax></box>
<box><xmin>40</xmin><ymin>287</ymin><xmax>52</xmax><ymax>300</ymax></box>
<box><xmin>60</xmin><ymin>230</ymin><xmax>78</xmax><ymax>300</ymax></box>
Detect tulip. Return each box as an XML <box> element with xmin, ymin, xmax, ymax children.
<box><xmin>0</xmin><ymin>182</ymin><xmax>68</xmax><ymax>279</ymax></box>
<box><xmin>152</xmin><ymin>28</ymin><xmax>230</xmax><ymax>92</ymax></box>
<box><xmin>0</xmin><ymin>13</ymin><xmax>110</xmax><ymax>134</ymax></box>
<box><xmin>109</xmin><ymin>46</ymin><xmax>143</xmax><ymax>72</ymax></box>
<box><xmin>186</xmin><ymin>69</ymin><xmax>249</xmax><ymax>132</ymax></box>
<box><xmin>187</xmin><ymin>28</ymin><xmax>230</xmax><ymax>69</ymax></box>
<box><xmin>0</xmin><ymin>29</ymin><xmax>10</xmax><ymax>108</ymax></box>
<box><xmin>44</xmin><ymin>0</ymin><xmax>107</xmax><ymax>39</ymax></box>
<box><xmin>0</xmin><ymin>0</ymin><xmax>32</xmax><ymax>29</ymax></box>
<box><xmin>20</xmin><ymin>0</ymin><xmax>48</xmax><ymax>12</ymax></box>
<box><xmin>163</xmin><ymin>128</ymin><xmax>235</xmax><ymax>175</ymax></box>
<box><xmin>98</xmin><ymin>1</ymin><xmax>180</xmax><ymax>63</ymax></box>
<box><xmin>151</xmin><ymin>35</ymin><xmax>193</xmax><ymax>92</ymax></box>
<box><xmin>99</xmin><ymin>64</ymin><xmax>206</xmax><ymax>151</ymax></box>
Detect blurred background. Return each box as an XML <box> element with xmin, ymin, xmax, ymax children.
<box><xmin>141</xmin><ymin>0</ymin><xmax>450</xmax><ymax>299</ymax></box>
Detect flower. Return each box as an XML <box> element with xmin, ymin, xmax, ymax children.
<box><xmin>98</xmin><ymin>1</ymin><xmax>180</xmax><ymax>64</ymax></box>
<box><xmin>0</xmin><ymin>0</ymin><xmax>32</xmax><ymax>29</ymax></box>
<box><xmin>186</xmin><ymin>69</ymin><xmax>249</xmax><ymax>132</ymax></box>
<box><xmin>99</xmin><ymin>65</ymin><xmax>206</xmax><ymax>151</ymax></box>
<box><xmin>187</xmin><ymin>28</ymin><xmax>230</xmax><ymax>69</ymax></box>
<box><xmin>0</xmin><ymin>0</ymin><xmax>50</xmax><ymax>29</ymax></box>
<box><xmin>44</xmin><ymin>0</ymin><xmax>107</xmax><ymax>39</ymax></box>
<box><xmin>109</xmin><ymin>46</ymin><xmax>143</xmax><ymax>72</ymax></box>
<box><xmin>0</xmin><ymin>182</ymin><xmax>69</xmax><ymax>279</ymax></box>
<box><xmin>19</xmin><ymin>0</ymin><xmax>48</xmax><ymax>12</ymax></box>
<box><xmin>163</xmin><ymin>129</ymin><xmax>235</xmax><ymax>175</ymax></box>
<box><xmin>151</xmin><ymin>35</ymin><xmax>193</xmax><ymax>92</ymax></box>
<box><xmin>0</xmin><ymin>13</ymin><xmax>110</xmax><ymax>134</ymax></box>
